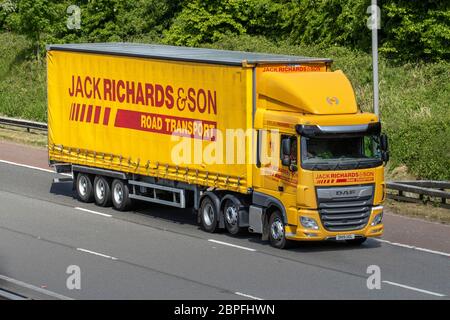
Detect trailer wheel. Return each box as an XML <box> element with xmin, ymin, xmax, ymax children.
<box><xmin>76</xmin><ymin>173</ymin><xmax>94</xmax><ymax>203</ymax></box>
<box><xmin>268</xmin><ymin>211</ymin><xmax>292</xmax><ymax>249</ymax></box>
<box><xmin>223</xmin><ymin>199</ymin><xmax>244</xmax><ymax>235</ymax></box>
<box><xmin>199</xmin><ymin>196</ymin><xmax>219</xmax><ymax>233</ymax></box>
<box><xmin>111</xmin><ymin>179</ymin><xmax>132</xmax><ymax>211</ymax></box>
<box><xmin>94</xmin><ymin>176</ymin><xmax>112</xmax><ymax>207</ymax></box>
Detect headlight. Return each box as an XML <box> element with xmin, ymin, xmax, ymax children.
<box><xmin>371</xmin><ymin>212</ymin><xmax>383</xmax><ymax>226</ymax></box>
<box><xmin>300</xmin><ymin>216</ymin><xmax>319</xmax><ymax>230</ymax></box>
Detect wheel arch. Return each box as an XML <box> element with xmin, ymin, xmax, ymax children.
<box><xmin>252</xmin><ymin>191</ymin><xmax>288</xmax><ymax>224</ymax></box>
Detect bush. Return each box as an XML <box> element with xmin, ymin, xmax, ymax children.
<box><xmin>386</xmin><ymin>119</ymin><xmax>450</xmax><ymax>180</ymax></box>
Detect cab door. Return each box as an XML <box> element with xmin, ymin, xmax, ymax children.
<box><xmin>254</xmin><ymin>132</ymin><xmax>298</xmax><ymax>220</ymax></box>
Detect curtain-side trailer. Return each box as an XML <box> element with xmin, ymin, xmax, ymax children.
<box><xmin>47</xmin><ymin>43</ymin><xmax>388</xmax><ymax>249</ymax></box>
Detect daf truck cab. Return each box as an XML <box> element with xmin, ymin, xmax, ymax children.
<box><xmin>250</xmin><ymin>67</ymin><xmax>389</xmax><ymax>248</ymax></box>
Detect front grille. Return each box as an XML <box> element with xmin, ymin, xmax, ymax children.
<box><xmin>316</xmin><ymin>185</ymin><xmax>374</xmax><ymax>232</ymax></box>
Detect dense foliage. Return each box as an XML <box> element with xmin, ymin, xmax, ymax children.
<box><xmin>1</xmin><ymin>0</ymin><xmax>449</xmax><ymax>61</ymax></box>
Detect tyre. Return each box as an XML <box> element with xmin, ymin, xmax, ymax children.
<box><xmin>199</xmin><ymin>196</ymin><xmax>219</xmax><ymax>233</ymax></box>
<box><xmin>93</xmin><ymin>176</ymin><xmax>112</xmax><ymax>207</ymax></box>
<box><xmin>268</xmin><ymin>211</ymin><xmax>292</xmax><ymax>249</ymax></box>
<box><xmin>223</xmin><ymin>199</ymin><xmax>245</xmax><ymax>235</ymax></box>
<box><xmin>346</xmin><ymin>237</ymin><xmax>367</xmax><ymax>246</ymax></box>
<box><xmin>76</xmin><ymin>173</ymin><xmax>94</xmax><ymax>203</ymax></box>
<box><xmin>111</xmin><ymin>179</ymin><xmax>133</xmax><ymax>211</ymax></box>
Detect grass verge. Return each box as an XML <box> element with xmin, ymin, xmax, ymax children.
<box><xmin>385</xmin><ymin>198</ymin><xmax>450</xmax><ymax>225</ymax></box>
<box><xmin>0</xmin><ymin>125</ymin><xmax>47</xmax><ymax>148</ymax></box>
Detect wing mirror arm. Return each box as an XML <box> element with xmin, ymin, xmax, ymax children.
<box><xmin>380</xmin><ymin>134</ymin><xmax>389</xmax><ymax>163</ymax></box>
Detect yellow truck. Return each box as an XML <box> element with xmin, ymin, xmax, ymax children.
<box><xmin>47</xmin><ymin>43</ymin><xmax>389</xmax><ymax>249</ymax></box>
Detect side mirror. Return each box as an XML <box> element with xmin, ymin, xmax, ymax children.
<box><xmin>281</xmin><ymin>157</ymin><xmax>290</xmax><ymax>166</ymax></box>
<box><xmin>282</xmin><ymin>138</ymin><xmax>291</xmax><ymax>156</ymax></box>
<box><xmin>382</xmin><ymin>151</ymin><xmax>389</xmax><ymax>163</ymax></box>
<box><xmin>380</xmin><ymin>134</ymin><xmax>388</xmax><ymax>152</ymax></box>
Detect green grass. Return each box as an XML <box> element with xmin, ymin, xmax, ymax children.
<box><xmin>0</xmin><ymin>33</ymin><xmax>47</xmax><ymax>122</ymax></box>
<box><xmin>1</xmin><ymin>32</ymin><xmax>449</xmax><ymax>180</ymax></box>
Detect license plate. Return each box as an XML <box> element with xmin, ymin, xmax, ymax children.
<box><xmin>336</xmin><ymin>234</ymin><xmax>355</xmax><ymax>241</ymax></box>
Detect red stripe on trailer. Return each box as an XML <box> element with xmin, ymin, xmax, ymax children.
<box><xmin>94</xmin><ymin>106</ymin><xmax>101</xmax><ymax>124</ymax></box>
<box><xmin>85</xmin><ymin>105</ymin><xmax>93</xmax><ymax>123</ymax></box>
<box><xmin>79</xmin><ymin>104</ymin><xmax>86</xmax><ymax>122</ymax></box>
<box><xmin>103</xmin><ymin>107</ymin><xmax>111</xmax><ymax>125</ymax></box>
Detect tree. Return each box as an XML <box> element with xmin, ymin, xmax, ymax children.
<box><xmin>382</xmin><ymin>0</ymin><xmax>450</xmax><ymax>61</ymax></box>
<box><xmin>163</xmin><ymin>0</ymin><xmax>285</xmax><ymax>46</ymax></box>
<box><xmin>8</xmin><ymin>0</ymin><xmax>59</xmax><ymax>60</ymax></box>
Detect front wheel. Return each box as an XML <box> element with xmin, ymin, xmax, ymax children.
<box><xmin>268</xmin><ymin>211</ymin><xmax>292</xmax><ymax>249</ymax></box>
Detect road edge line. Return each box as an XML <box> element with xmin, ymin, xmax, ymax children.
<box><xmin>383</xmin><ymin>280</ymin><xmax>446</xmax><ymax>297</ymax></box>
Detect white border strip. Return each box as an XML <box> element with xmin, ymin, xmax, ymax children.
<box><xmin>0</xmin><ymin>274</ymin><xmax>73</xmax><ymax>300</ymax></box>
<box><xmin>235</xmin><ymin>292</ymin><xmax>264</xmax><ymax>300</ymax></box>
<box><xmin>76</xmin><ymin>248</ymin><xmax>117</xmax><ymax>260</ymax></box>
<box><xmin>208</xmin><ymin>239</ymin><xmax>256</xmax><ymax>252</ymax></box>
<box><xmin>383</xmin><ymin>280</ymin><xmax>446</xmax><ymax>297</ymax></box>
<box><xmin>75</xmin><ymin>207</ymin><xmax>112</xmax><ymax>218</ymax></box>
<box><xmin>0</xmin><ymin>288</ymin><xmax>28</xmax><ymax>300</ymax></box>
<box><xmin>375</xmin><ymin>239</ymin><xmax>450</xmax><ymax>257</ymax></box>
<box><xmin>0</xmin><ymin>159</ymin><xmax>71</xmax><ymax>176</ymax></box>
<box><xmin>0</xmin><ymin>159</ymin><xmax>53</xmax><ymax>173</ymax></box>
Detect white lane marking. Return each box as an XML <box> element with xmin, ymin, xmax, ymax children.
<box><xmin>0</xmin><ymin>159</ymin><xmax>53</xmax><ymax>173</ymax></box>
<box><xmin>375</xmin><ymin>239</ymin><xmax>450</xmax><ymax>257</ymax></box>
<box><xmin>235</xmin><ymin>292</ymin><xmax>264</xmax><ymax>300</ymax></box>
<box><xmin>76</xmin><ymin>248</ymin><xmax>118</xmax><ymax>260</ymax></box>
<box><xmin>208</xmin><ymin>239</ymin><xmax>256</xmax><ymax>252</ymax></box>
<box><xmin>383</xmin><ymin>281</ymin><xmax>446</xmax><ymax>297</ymax></box>
<box><xmin>74</xmin><ymin>207</ymin><xmax>112</xmax><ymax>218</ymax></box>
<box><xmin>0</xmin><ymin>159</ymin><xmax>72</xmax><ymax>176</ymax></box>
<box><xmin>0</xmin><ymin>274</ymin><xmax>73</xmax><ymax>300</ymax></box>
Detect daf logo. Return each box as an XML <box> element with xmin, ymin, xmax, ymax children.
<box><xmin>326</xmin><ymin>96</ymin><xmax>340</xmax><ymax>106</ymax></box>
<box><xmin>335</xmin><ymin>190</ymin><xmax>356</xmax><ymax>197</ymax></box>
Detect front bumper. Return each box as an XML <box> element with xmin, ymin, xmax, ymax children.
<box><xmin>285</xmin><ymin>206</ymin><xmax>384</xmax><ymax>241</ymax></box>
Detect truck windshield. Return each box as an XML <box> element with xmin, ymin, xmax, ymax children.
<box><xmin>301</xmin><ymin>135</ymin><xmax>382</xmax><ymax>170</ymax></box>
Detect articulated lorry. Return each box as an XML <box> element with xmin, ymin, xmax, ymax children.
<box><xmin>47</xmin><ymin>43</ymin><xmax>389</xmax><ymax>249</ymax></box>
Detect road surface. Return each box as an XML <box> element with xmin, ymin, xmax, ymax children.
<box><xmin>0</xmin><ymin>141</ymin><xmax>449</xmax><ymax>299</ymax></box>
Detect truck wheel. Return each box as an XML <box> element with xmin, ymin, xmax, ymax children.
<box><xmin>223</xmin><ymin>199</ymin><xmax>244</xmax><ymax>235</ymax></box>
<box><xmin>76</xmin><ymin>173</ymin><xmax>94</xmax><ymax>203</ymax></box>
<box><xmin>199</xmin><ymin>196</ymin><xmax>219</xmax><ymax>233</ymax></box>
<box><xmin>268</xmin><ymin>211</ymin><xmax>292</xmax><ymax>249</ymax></box>
<box><xmin>94</xmin><ymin>176</ymin><xmax>112</xmax><ymax>207</ymax></box>
<box><xmin>346</xmin><ymin>237</ymin><xmax>367</xmax><ymax>246</ymax></box>
<box><xmin>111</xmin><ymin>179</ymin><xmax>132</xmax><ymax>211</ymax></box>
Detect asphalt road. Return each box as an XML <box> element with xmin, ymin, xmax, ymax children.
<box><xmin>0</xmin><ymin>141</ymin><xmax>449</xmax><ymax>299</ymax></box>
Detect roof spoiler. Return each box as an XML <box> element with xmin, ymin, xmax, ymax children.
<box><xmin>296</xmin><ymin>122</ymin><xmax>381</xmax><ymax>138</ymax></box>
